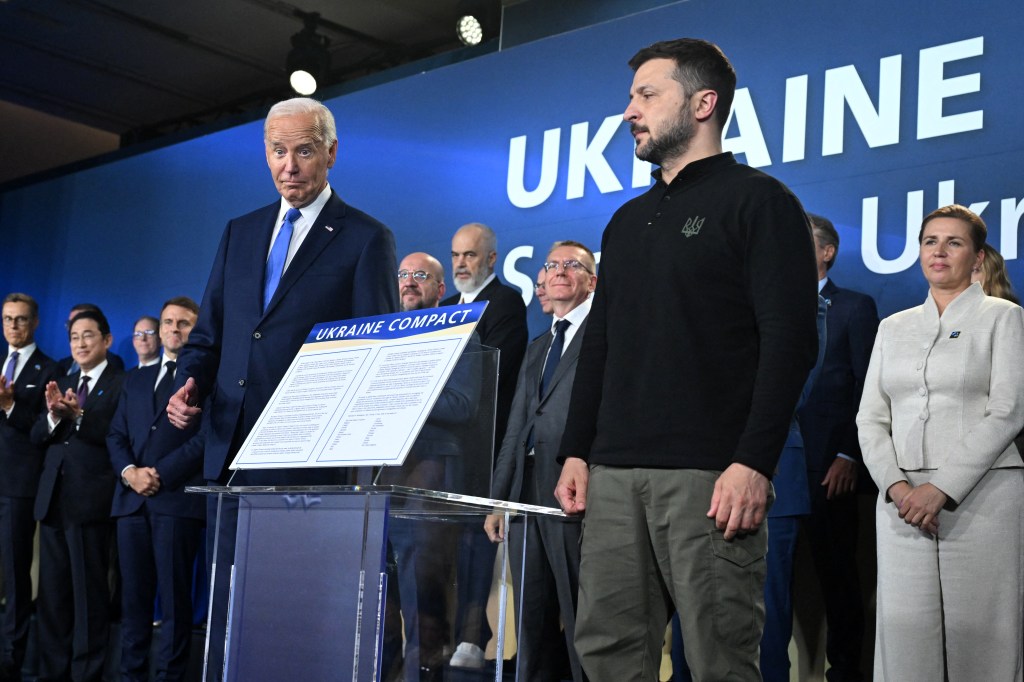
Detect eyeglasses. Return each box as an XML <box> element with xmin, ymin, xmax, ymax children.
<box><xmin>133</xmin><ymin>329</ymin><xmax>157</xmax><ymax>338</ymax></box>
<box><xmin>70</xmin><ymin>331</ymin><xmax>101</xmax><ymax>344</ymax></box>
<box><xmin>397</xmin><ymin>270</ymin><xmax>433</xmax><ymax>282</ymax></box>
<box><xmin>543</xmin><ymin>259</ymin><xmax>591</xmax><ymax>274</ymax></box>
<box><xmin>2</xmin><ymin>316</ymin><xmax>31</xmax><ymax>327</ymax></box>
<box><xmin>534</xmin><ymin>282</ymin><xmax>546</xmax><ymax>292</ymax></box>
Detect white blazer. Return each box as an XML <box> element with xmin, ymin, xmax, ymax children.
<box><xmin>857</xmin><ymin>283</ymin><xmax>1024</xmax><ymax>504</ymax></box>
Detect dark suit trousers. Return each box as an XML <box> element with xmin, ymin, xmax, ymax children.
<box><xmin>117</xmin><ymin>508</ymin><xmax>203</xmax><ymax>682</ymax></box>
<box><xmin>36</xmin><ymin>500</ymin><xmax>111</xmax><ymax>682</ymax></box>
<box><xmin>0</xmin><ymin>496</ymin><xmax>35</xmax><ymax>669</ymax></box>
<box><xmin>803</xmin><ymin>479</ymin><xmax>865</xmax><ymax>681</ymax></box>
<box><xmin>507</xmin><ymin>458</ymin><xmax>585</xmax><ymax>682</ymax></box>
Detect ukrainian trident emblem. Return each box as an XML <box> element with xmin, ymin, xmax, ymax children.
<box><xmin>681</xmin><ymin>216</ymin><xmax>705</xmax><ymax>237</ymax></box>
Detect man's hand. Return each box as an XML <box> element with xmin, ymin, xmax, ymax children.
<box><xmin>45</xmin><ymin>382</ymin><xmax>81</xmax><ymax>421</ymax></box>
<box><xmin>898</xmin><ymin>482</ymin><xmax>945</xmax><ymax>536</ymax></box>
<box><xmin>167</xmin><ymin>377</ymin><xmax>201</xmax><ymax>429</ymax></box>
<box><xmin>484</xmin><ymin>514</ymin><xmax>504</xmax><ymax>543</ymax></box>
<box><xmin>821</xmin><ymin>456</ymin><xmax>857</xmax><ymax>499</ymax></box>
<box><xmin>0</xmin><ymin>377</ymin><xmax>14</xmax><ymax>412</ymax></box>
<box><xmin>707</xmin><ymin>463</ymin><xmax>770</xmax><ymax>540</ymax></box>
<box><xmin>555</xmin><ymin>457</ymin><xmax>589</xmax><ymax>515</ymax></box>
<box><xmin>124</xmin><ymin>466</ymin><xmax>161</xmax><ymax>496</ymax></box>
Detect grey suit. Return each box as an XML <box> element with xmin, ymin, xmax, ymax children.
<box><xmin>492</xmin><ymin>316</ymin><xmax>588</xmax><ymax>682</ymax></box>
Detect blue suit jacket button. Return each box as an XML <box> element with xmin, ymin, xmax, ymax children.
<box><xmin>238</xmin><ymin>379</ymin><xmax>246</xmax><ymax>387</ymax></box>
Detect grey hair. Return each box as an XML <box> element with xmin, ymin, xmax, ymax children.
<box><xmin>264</xmin><ymin>98</ymin><xmax>337</xmax><ymax>148</ymax></box>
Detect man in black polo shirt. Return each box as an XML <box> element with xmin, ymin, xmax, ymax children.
<box><xmin>555</xmin><ymin>38</ymin><xmax>818</xmax><ymax>681</ymax></box>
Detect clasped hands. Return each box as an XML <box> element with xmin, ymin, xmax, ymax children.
<box><xmin>888</xmin><ymin>480</ymin><xmax>947</xmax><ymax>536</ymax></box>
<box><xmin>44</xmin><ymin>381</ymin><xmax>82</xmax><ymax>421</ymax></box>
<box><xmin>124</xmin><ymin>466</ymin><xmax>161</xmax><ymax>496</ymax></box>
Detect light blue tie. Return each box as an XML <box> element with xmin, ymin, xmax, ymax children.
<box><xmin>264</xmin><ymin>208</ymin><xmax>301</xmax><ymax>311</ymax></box>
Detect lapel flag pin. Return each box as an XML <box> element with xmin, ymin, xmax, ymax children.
<box><xmin>325</xmin><ymin>225</ymin><xmax>334</xmax><ymax>232</ymax></box>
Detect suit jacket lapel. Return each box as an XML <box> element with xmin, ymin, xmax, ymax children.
<box><xmin>251</xmin><ymin>203</ymin><xmax>281</xmax><ymax>318</ymax></box>
<box><xmin>263</xmin><ymin>192</ymin><xmax>345</xmax><ymax>318</ymax></box>
<box><xmin>523</xmin><ymin>335</ymin><xmax>547</xmax><ymax>399</ymax></box>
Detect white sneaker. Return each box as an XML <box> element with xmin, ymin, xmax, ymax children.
<box><xmin>449</xmin><ymin>642</ymin><xmax>485</xmax><ymax>668</ymax></box>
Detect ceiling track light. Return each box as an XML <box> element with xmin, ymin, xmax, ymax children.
<box><xmin>455</xmin><ymin>0</ymin><xmax>500</xmax><ymax>47</ymax></box>
<box><xmin>287</xmin><ymin>12</ymin><xmax>330</xmax><ymax>95</ymax></box>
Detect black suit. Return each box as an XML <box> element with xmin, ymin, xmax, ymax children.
<box><xmin>107</xmin><ymin>363</ymin><xmax>205</xmax><ymax>682</ymax></box>
<box><xmin>797</xmin><ymin>279</ymin><xmax>878</xmax><ymax>682</ymax></box>
<box><xmin>0</xmin><ymin>347</ymin><xmax>57</xmax><ymax>672</ymax></box>
<box><xmin>442</xmin><ymin>276</ymin><xmax>527</xmax><ymax>453</ymax></box>
<box><xmin>31</xmin><ymin>364</ymin><xmax>125</xmax><ymax>682</ymax></box>
<box><xmin>492</xmin><ymin>316</ymin><xmax>588</xmax><ymax>682</ymax></box>
<box><xmin>442</xmin><ymin>277</ymin><xmax>527</xmax><ymax>652</ymax></box>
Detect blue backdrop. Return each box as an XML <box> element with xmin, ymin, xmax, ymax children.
<box><xmin>2</xmin><ymin>0</ymin><xmax>1022</xmax><ymax>362</ymax></box>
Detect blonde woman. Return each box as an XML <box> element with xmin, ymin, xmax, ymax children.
<box><xmin>858</xmin><ymin>204</ymin><xmax>1024</xmax><ymax>680</ymax></box>
<box><xmin>973</xmin><ymin>243</ymin><xmax>1020</xmax><ymax>304</ymax></box>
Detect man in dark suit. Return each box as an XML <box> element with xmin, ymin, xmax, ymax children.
<box><xmin>56</xmin><ymin>303</ymin><xmax>125</xmax><ymax>376</ymax></box>
<box><xmin>380</xmin><ymin>252</ymin><xmax>478</xmax><ymax>681</ymax></box>
<box><xmin>798</xmin><ymin>214</ymin><xmax>878</xmax><ymax>682</ymax></box>
<box><xmin>129</xmin><ymin>315</ymin><xmax>161</xmax><ymax>369</ymax></box>
<box><xmin>108</xmin><ymin>296</ymin><xmax>205</xmax><ymax>682</ymax></box>
<box><xmin>485</xmin><ymin>240</ymin><xmax>596</xmax><ymax>682</ymax></box>
<box><xmin>441</xmin><ymin>222</ymin><xmax>527</xmax><ymax>668</ymax></box>
<box><xmin>0</xmin><ymin>293</ymin><xmax>58</xmax><ymax>681</ymax></box>
<box><xmin>31</xmin><ymin>309</ymin><xmax>125</xmax><ymax>682</ymax></box>
<box><xmin>167</xmin><ymin>97</ymin><xmax>398</xmax><ymax>680</ymax></box>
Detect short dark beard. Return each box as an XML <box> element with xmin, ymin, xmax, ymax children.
<box><xmin>633</xmin><ymin>111</ymin><xmax>695</xmax><ymax>166</ymax></box>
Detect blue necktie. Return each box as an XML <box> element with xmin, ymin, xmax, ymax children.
<box><xmin>3</xmin><ymin>351</ymin><xmax>18</xmax><ymax>385</ymax></box>
<box><xmin>264</xmin><ymin>208</ymin><xmax>301</xmax><ymax>311</ymax></box>
<box><xmin>539</xmin><ymin>319</ymin><xmax>570</xmax><ymax>398</ymax></box>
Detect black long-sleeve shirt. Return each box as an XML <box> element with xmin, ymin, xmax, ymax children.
<box><xmin>558</xmin><ymin>153</ymin><xmax>818</xmax><ymax>478</ymax></box>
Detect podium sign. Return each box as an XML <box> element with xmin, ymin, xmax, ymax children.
<box><xmin>231</xmin><ymin>303</ymin><xmax>486</xmax><ymax>470</ymax></box>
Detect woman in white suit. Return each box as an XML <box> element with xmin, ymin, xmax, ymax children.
<box><xmin>858</xmin><ymin>204</ymin><xmax>1024</xmax><ymax>681</ymax></box>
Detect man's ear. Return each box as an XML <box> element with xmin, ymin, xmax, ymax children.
<box><xmin>693</xmin><ymin>89</ymin><xmax>719</xmax><ymax>123</ymax></box>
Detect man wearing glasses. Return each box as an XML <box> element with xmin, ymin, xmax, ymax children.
<box><xmin>131</xmin><ymin>316</ymin><xmax>161</xmax><ymax>369</ymax></box>
<box><xmin>32</xmin><ymin>309</ymin><xmax>125</xmax><ymax>682</ymax></box>
<box><xmin>486</xmin><ymin>241</ymin><xmax>597</xmax><ymax>682</ymax></box>
<box><xmin>381</xmin><ymin>252</ymin><xmax>479</xmax><ymax>680</ymax></box>
<box><xmin>0</xmin><ymin>293</ymin><xmax>58</xmax><ymax>681</ymax></box>
<box><xmin>56</xmin><ymin>303</ymin><xmax>125</xmax><ymax>376</ymax></box>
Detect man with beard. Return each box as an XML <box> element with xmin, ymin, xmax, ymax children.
<box><xmin>441</xmin><ymin>222</ymin><xmax>527</xmax><ymax>668</ymax></box>
<box><xmin>555</xmin><ymin>38</ymin><xmax>818</xmax><ymax>681</ymax></box>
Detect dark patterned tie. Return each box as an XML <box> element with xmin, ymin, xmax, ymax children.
<box><xmin>539</xmin><ymin>319</ymin><xmax>570</xmax><ymax>398</ymax></box>
<box><xmin>154</xmin><ymin>360</ymin><xmax>176</xmax><ymax>410</ymax></box>
<box><xmin>77</xmin><ymin>375</ymin><xmax>91</xmax><ymax>409</ymax></box>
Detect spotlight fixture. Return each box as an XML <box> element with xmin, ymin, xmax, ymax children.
<box><xmin>455</xmin><ymin>0</ymin><xmax>500</xmax><ymax>47</ymax></box>
<box><xmin>287</xmin><ymin>12</ymin><xmax>330</xmax><ymax>95</ymax></box>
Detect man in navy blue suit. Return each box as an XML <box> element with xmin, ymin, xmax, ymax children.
<box><xmin>798</xmin><ymin>214</ymin><xmax>878</xmax><ymax>682</ymax></box>
<box><xmin>0</xmin><ymin>293</ymin><xmax>58</xmax><ymax>681</ymax></box>
<box><xmin>108</xmin><ymin>296</ymin><xmax>204</xmax><ymax>682</ymax></box>
<box><xmin>168</xmin><ymin>97</ymin><xmax>398</xmax><ymax>680</ymax></box>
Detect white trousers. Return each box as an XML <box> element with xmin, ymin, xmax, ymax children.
<box><xmin>874</xmin><ymin>468</ymin><xmax>1024</xmax><ymax>681</ymax></box>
